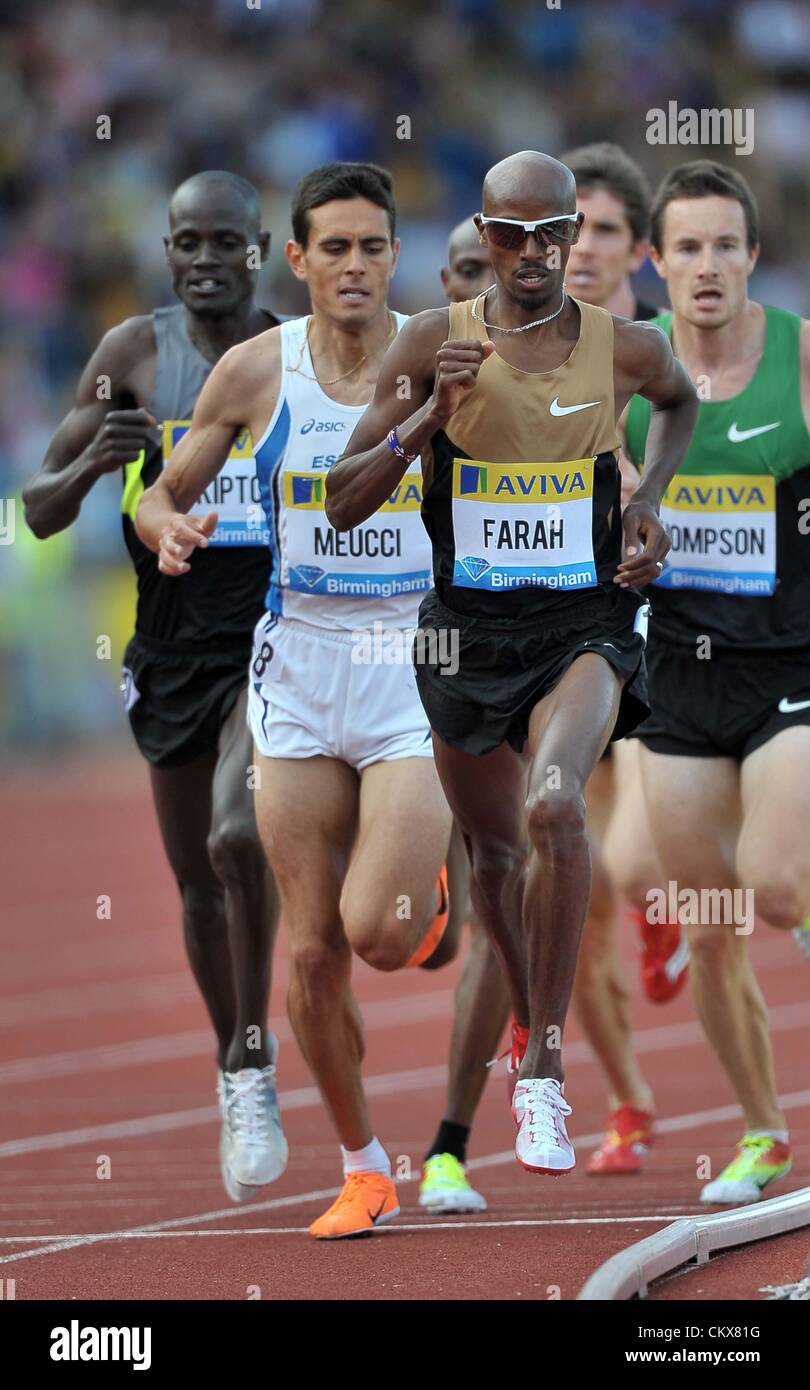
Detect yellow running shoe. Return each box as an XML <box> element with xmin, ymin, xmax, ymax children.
<box><xmin>700</xmin><ymin>1133</ymin><xmax>792</xmax><ymax>1205</ymax></box>
<box><xmin>418</xmin><ymin>1153</ymin><xmax>487</xmax><ymax>1214</ymax></box>
<box><xmin>308</xmin><ymin>1171</ymin><xmax>399</xmax><ymax>1239</ymax></box>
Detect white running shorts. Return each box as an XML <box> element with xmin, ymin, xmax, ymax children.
<box><xmin>247</xmin><ymin>613</ymin><xmax>434</xmax><ymax>769</ymax></box>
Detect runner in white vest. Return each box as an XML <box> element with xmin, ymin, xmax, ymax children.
<box><xmin>136</xmin><ymin>162</ymin><xmax>454</xmax><ymax>1241</ymax></box>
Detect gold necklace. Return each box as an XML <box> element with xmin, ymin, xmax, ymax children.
<box><xmin>288</xmin><ymin>311</ymin><xmax>396</xmax><ymax>385</ymax></box>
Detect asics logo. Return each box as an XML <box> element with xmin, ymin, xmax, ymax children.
<box><xmin>727</xmin><ymin>422</ymin><xmax>780</xmax><ymax>443</ymax></box>
<box><xmin>778</xmin><ymin>696</ymin><xmax>810</xmax><ymax>714</ymax></box>
<box><xmin>300</xmin><ymin>419</ymin><xmax>346</xmax><ymax>435</ymax></box>
<box><xmin>549</xmin><ymin>396</ymin><xmax>601</xmax><ymax>417</ymax></box>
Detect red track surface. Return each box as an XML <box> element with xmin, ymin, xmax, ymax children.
<box><xmin>2</xmin><ymin>749</ymin><xmax>808</xmax><ymax>1301</ymax></box>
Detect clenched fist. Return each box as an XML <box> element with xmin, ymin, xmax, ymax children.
<box><xmin>428</xmin><ymin>339</ymin><xmax>495</xmax><ymax>426</ymax></box>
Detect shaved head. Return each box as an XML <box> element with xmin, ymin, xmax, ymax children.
<box><xmin>447</xmin><ymin>216</ymin><xmax>482</xmax><ymax>259</ymax></box>
<box><xmin>475</xmin><ymin>151</ymin><xmax>581</xmax><ymax>316</ymax></box>
<box><xmin>482</xmin><ymin>151</ymin><xmax>575</xmax><ymax>216</ymax></box>
<box><xmin>169</xmin><ymin>171</ymin><xmax>262</xmax><ymax>236</ymax></box>
<box><xmin>164</xmin><ymin>170</ymin><xmax>269</xmax><ymax>318</ymax></box>
<box><xmin>442</xmin><ymin>216</ymin><xmax>492</xmax><ymax>302</ymax></box>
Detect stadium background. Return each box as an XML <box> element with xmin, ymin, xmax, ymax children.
<box><xmin>2</xmin><ymin>0</ymin><xmax>810</xmax><ymax>755</ymax></box>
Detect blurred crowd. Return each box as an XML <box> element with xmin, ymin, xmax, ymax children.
<box><xmin>2</xmin><ymin>0</ymin><xmax>810</xmax><ymax>748</ymax></box>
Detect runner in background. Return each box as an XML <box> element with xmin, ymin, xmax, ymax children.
<box><xmin>23</xmin><ymin>172</ymin><xmax>288</xmax><ymax>1203</ymax></box>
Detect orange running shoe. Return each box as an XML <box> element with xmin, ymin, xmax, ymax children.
<box><xmin>587</xmin><ymin>1106</ymin><xmax>654</xmax><ymax>1174</ymax></box>
<box><xmin>632</xmin><ymin>909</ymin><xmax>689</xmax><ymax>1004</ymax></box>
<box><xmin>406</xmin><ymin>866</ymin><xmax>449</xmax><ymax>967</ymax></box>
<box><xmin>308</xmin><ymin>1171</ymin><xmax>399</xmax><ymax>1239</ymax></box>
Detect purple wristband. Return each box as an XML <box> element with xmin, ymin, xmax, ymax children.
<box><xmin>386</xmin><ymin>427</ymin><xmax>417</xmax><ymax>464</ymax></box>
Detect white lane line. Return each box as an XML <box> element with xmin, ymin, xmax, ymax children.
<box><xmin>2</xmin><ymin>1089</ymin><xmax>809</xmax><ymax>1267</ymax></box>
<box><xmin>0</xmin><ymin>1065</ymin><xmax>448</xmax><ymax>1160</ymax></box>
<box><xmin>0</xmin><ymin>1215</ymin><xmax>693</xmax><ymax>1243</ymax></box>
<box><xmin>1</xmin><ymin>996</ymin><xmax>805</xmax><ymax>1090</ymax></box>
<box><xmin>0</xmin><ymin>1187</ymin><xmax>344</xmax><ymax>1265</ymax></box>
<box><xmin>0</xmin><ymin>974</ymin><xmax>198</xmax><ymax>1028</ymax></box>
<box><xmin>0</xmin><ymin>990</ymin><xmax>456</xmax><ymax>1086</ymax></box>
<box><xmin>3</xmin><ymin>995</ymin><xmax>805</xmax><ymax>1089</ymax></box>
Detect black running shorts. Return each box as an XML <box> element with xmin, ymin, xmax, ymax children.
<box><xmin>122</xmin><ymin>632</ymin><xmax>251</xmax><ymax>768</ymax></box>
<box><xmin>414</xmin><ymin>586</ymin><xmax>650</xmax><ymax>757</ymax></box>
<box><xmin>636</xmin><ymin>639</ymin><xmax>810</xmax><ymax>761</ymax></box>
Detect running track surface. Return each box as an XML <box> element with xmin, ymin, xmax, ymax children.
<box><xmin>2</xmin><ymin>749</ymin><xmax>808</xmax><ymax>1302</ymax></box>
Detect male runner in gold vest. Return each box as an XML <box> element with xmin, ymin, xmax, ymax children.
<box><xmin>327</xmin><ymin>150</ymin><xmax>697</xmax><ymax>1174</ymax></box>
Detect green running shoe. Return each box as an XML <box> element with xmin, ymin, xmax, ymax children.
<box><xmin>418</xmin><ymin>1153</ymin><xmax>487</xmax><ymax>1214</ymax></box>
<box><xmin>700</xmin><ymin>1133</ymin><xmax>792</xmax><ymax>1205</ymax></box>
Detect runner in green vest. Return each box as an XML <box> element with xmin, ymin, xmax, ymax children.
<box><xmin>624</xmin><ymin>160</ymin><xmax>810</xmax><ymax>1205</ymax></box>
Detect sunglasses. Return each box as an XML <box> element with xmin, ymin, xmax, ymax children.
<box><xmin>479</xmin><ymin>214</ymin><xmax>580</xmax><ymax>249</ymax></box>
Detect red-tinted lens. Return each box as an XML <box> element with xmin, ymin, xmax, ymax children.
<box><xmin>540</xmin><ymin>219</ymin><xmax>578</xmax><ymax>243</ymax></box>
<box><xmin>482</xmin><ymin>219</ymin><xmax>528</xmax><ymax>250</ymax></box>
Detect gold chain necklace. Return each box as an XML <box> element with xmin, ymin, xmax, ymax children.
<box><xmin>288</xmin><ymin>311</ymin><xmax>396</xmax><ymax>386</ymax></box>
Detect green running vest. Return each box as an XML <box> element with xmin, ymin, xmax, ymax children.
<box><xmin>625</xmin><ymin>306</ymin><xmax>810</xmax><ymax>651</ymax></box>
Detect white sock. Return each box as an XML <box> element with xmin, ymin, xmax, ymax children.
<box><xmin>748</xmin><ymin>1128</ymin><xmax>789</xmax><ymax>1145</ymax></box>
<box><xmin>341</xmin><ymin>1136</ymin><xmax>391</xmax><ymax>1177</ymax></box>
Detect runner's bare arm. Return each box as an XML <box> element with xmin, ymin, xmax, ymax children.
<box><xmin>23</xmin><ymin>319</ymin><xmax>156</xmax><ymax>539</ymax></box>
<box><xmin>326</xmin><ymin>310</ymin><xmax>494</xmax><ymax>530</ymax></box>
<box><xmin>135</xmin><ymin>334</ymin><xmax>279</xmax><ymax>575</ymax></box>
<box><xmin>613</xmin><ymin>321</ymin><xmax>698</xmax><ymax>586</ymax></box>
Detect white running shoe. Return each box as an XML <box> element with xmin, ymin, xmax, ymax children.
<box><xmin>512</xmin><ymin>1077</ymin><xmax>575</xmax><ymax>1175</ymax></box>
<box><xmin>793</xmin><ymin>916</ymin><xmax>810</xmax><ymax>961</ymax></box>
<box><xmin>218</xmin><ymin>1034</ymin><xmax>288</xmax><ymax>1202</ymax></box>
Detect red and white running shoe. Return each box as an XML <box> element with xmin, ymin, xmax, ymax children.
<box><xmin>512</xmin><ymin>1077</ymin><xmax>575</xmax><ymax>1175</ymax></box>
<box><xmin>488</xmin><ymin>1015</ymin><xmax>530</xmax><ymax>1101</ymax></box>
<box><xmin>586</xmin><ymin>1105</ymin><xmax>654</xmax><ymax>1174</ymax></box>
<box><xmin>631</xmin><ymin>909</ymin><xmax>689</xmax><ymax>1004</ymax></box>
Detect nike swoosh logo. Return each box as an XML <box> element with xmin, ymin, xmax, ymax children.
<box><xmin>549</xmin><ymin>396</ymin><xmax>601</xmax><ymax>417</ymax></box>
<box><xmin>778</xmin><ymin>696</ymin><xmax>810</xmax><ymax>714</ymax></box>
<box><xmin>727</xmin><ymin>422</ymin><xmax>781</xmax><ymax>443</ymax></box>
<box><xmin>368</xmin><ymin>1199</ymin><xmax>387</xmax><ymax>1224</ymax></box>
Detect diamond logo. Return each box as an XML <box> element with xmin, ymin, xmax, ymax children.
<box><xmin>459</xmin><ymin>555</ymin><xmax>491</xmax><ymax>582</ymax></box>
<box><xmin>293</xmin><ymin>565</ymin><xmax>325</xmax><ymax>588</ymax></box>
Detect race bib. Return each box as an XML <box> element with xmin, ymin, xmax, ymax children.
<box><xmin>282</xmin><ymin>469</ymin><xmax>431</xmax><ymax>600</ymax></box>
<box><xmin>656</xmin><ymin>473</ymin><xmax>776</xmax><ymax>596</ymax></box>
<box><xmin>162</xmin><ymin>421</ymin><xmax>269</xmax><ymax>547</ymax></box>
<box><xmin>451</xmin><ymin>458</ymin><xmax>596</xmax><ymax>592</ymax></box>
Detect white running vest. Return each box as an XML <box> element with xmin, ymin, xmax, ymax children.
<box><xmin>253</xmin><ymin>313</ymin><xmax>431</xmax><ymax>629</ymax></box>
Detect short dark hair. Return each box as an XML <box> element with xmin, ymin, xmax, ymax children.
<box><xmin>291</xmin><ymin>162</ymin><xmax>396</xmax><ymax>246</ymax></box>
<box><xmin>650</xmin><ymin>160</ymin><xmax>759</xmax><ymax>253</ymax></box>
<box><xmin>560</xmin><ymin>142</ymin><xmax>651</xmax><ymax>241</ymax></box>
<box><xmin>170</xmin><ymin>171</ymin><xmax>262</xmax><ymax>234</ymax></box>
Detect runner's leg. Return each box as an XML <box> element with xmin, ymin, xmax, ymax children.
<box><xmin>149</xmin><ymin>754</ymin><xmax>236</xmax><ymax>1068</ymax></box>
<box><xmin>209</xmin><ymin>687</ymin><xmax>281</xmax><ymax>1071</ymax></box>
<box><xmin>737</xmin><ymin>726</ymin><xmax>810</xmax><ymax>932</ymax></box>
<box><xmin>341</xmin><ymin>756</ymin><xmax>452</xmax><ymax>971</ymax></box>
<box><xmin>640</xmin><ymin>746</ymin><xmax>785</xmax><ymax>1131</ymax></box>
<box><xmin>254</xmin><ymin>754</ymin><xmax>367</xmax><ymax>1146</ymax></box>
<box><xmin>430</xmin><ymin>736</ymin><xmax>530</xmax><ymax>1028</ymax></box>
<box><xmin>520</xmin><ymin>653</ymin><xmax>624</xmax><ymax>1081</ymax></box>
<box><xmin>572</xmin><ymin>769</ymin><xmax>654</xmax><ymax>1112</ymax></box>
<box><xmin>418</xmin><ymin>820</ymin><xmax>468</xmax><ymax>970</ymax></box>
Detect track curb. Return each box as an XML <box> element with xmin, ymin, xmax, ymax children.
<box><xmin>577</xmin><ymin>1185</ymin><xmax>810</xmax><ymax>1299</ymax></box>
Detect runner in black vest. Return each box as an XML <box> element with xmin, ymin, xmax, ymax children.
<box><xmin>23</xmin><ymin>171</ymin><xmax>288</xmax><ymax>1202</ymax></box>
<box><xmin>623</xmin><ymin>161</ymin><xmax>810</xmax><ymax>1205</ymax></box>
<box><xmin>327</xmin><ymin>150</ymin><xmax>697</xmax><ymax>1179</ymax></box>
